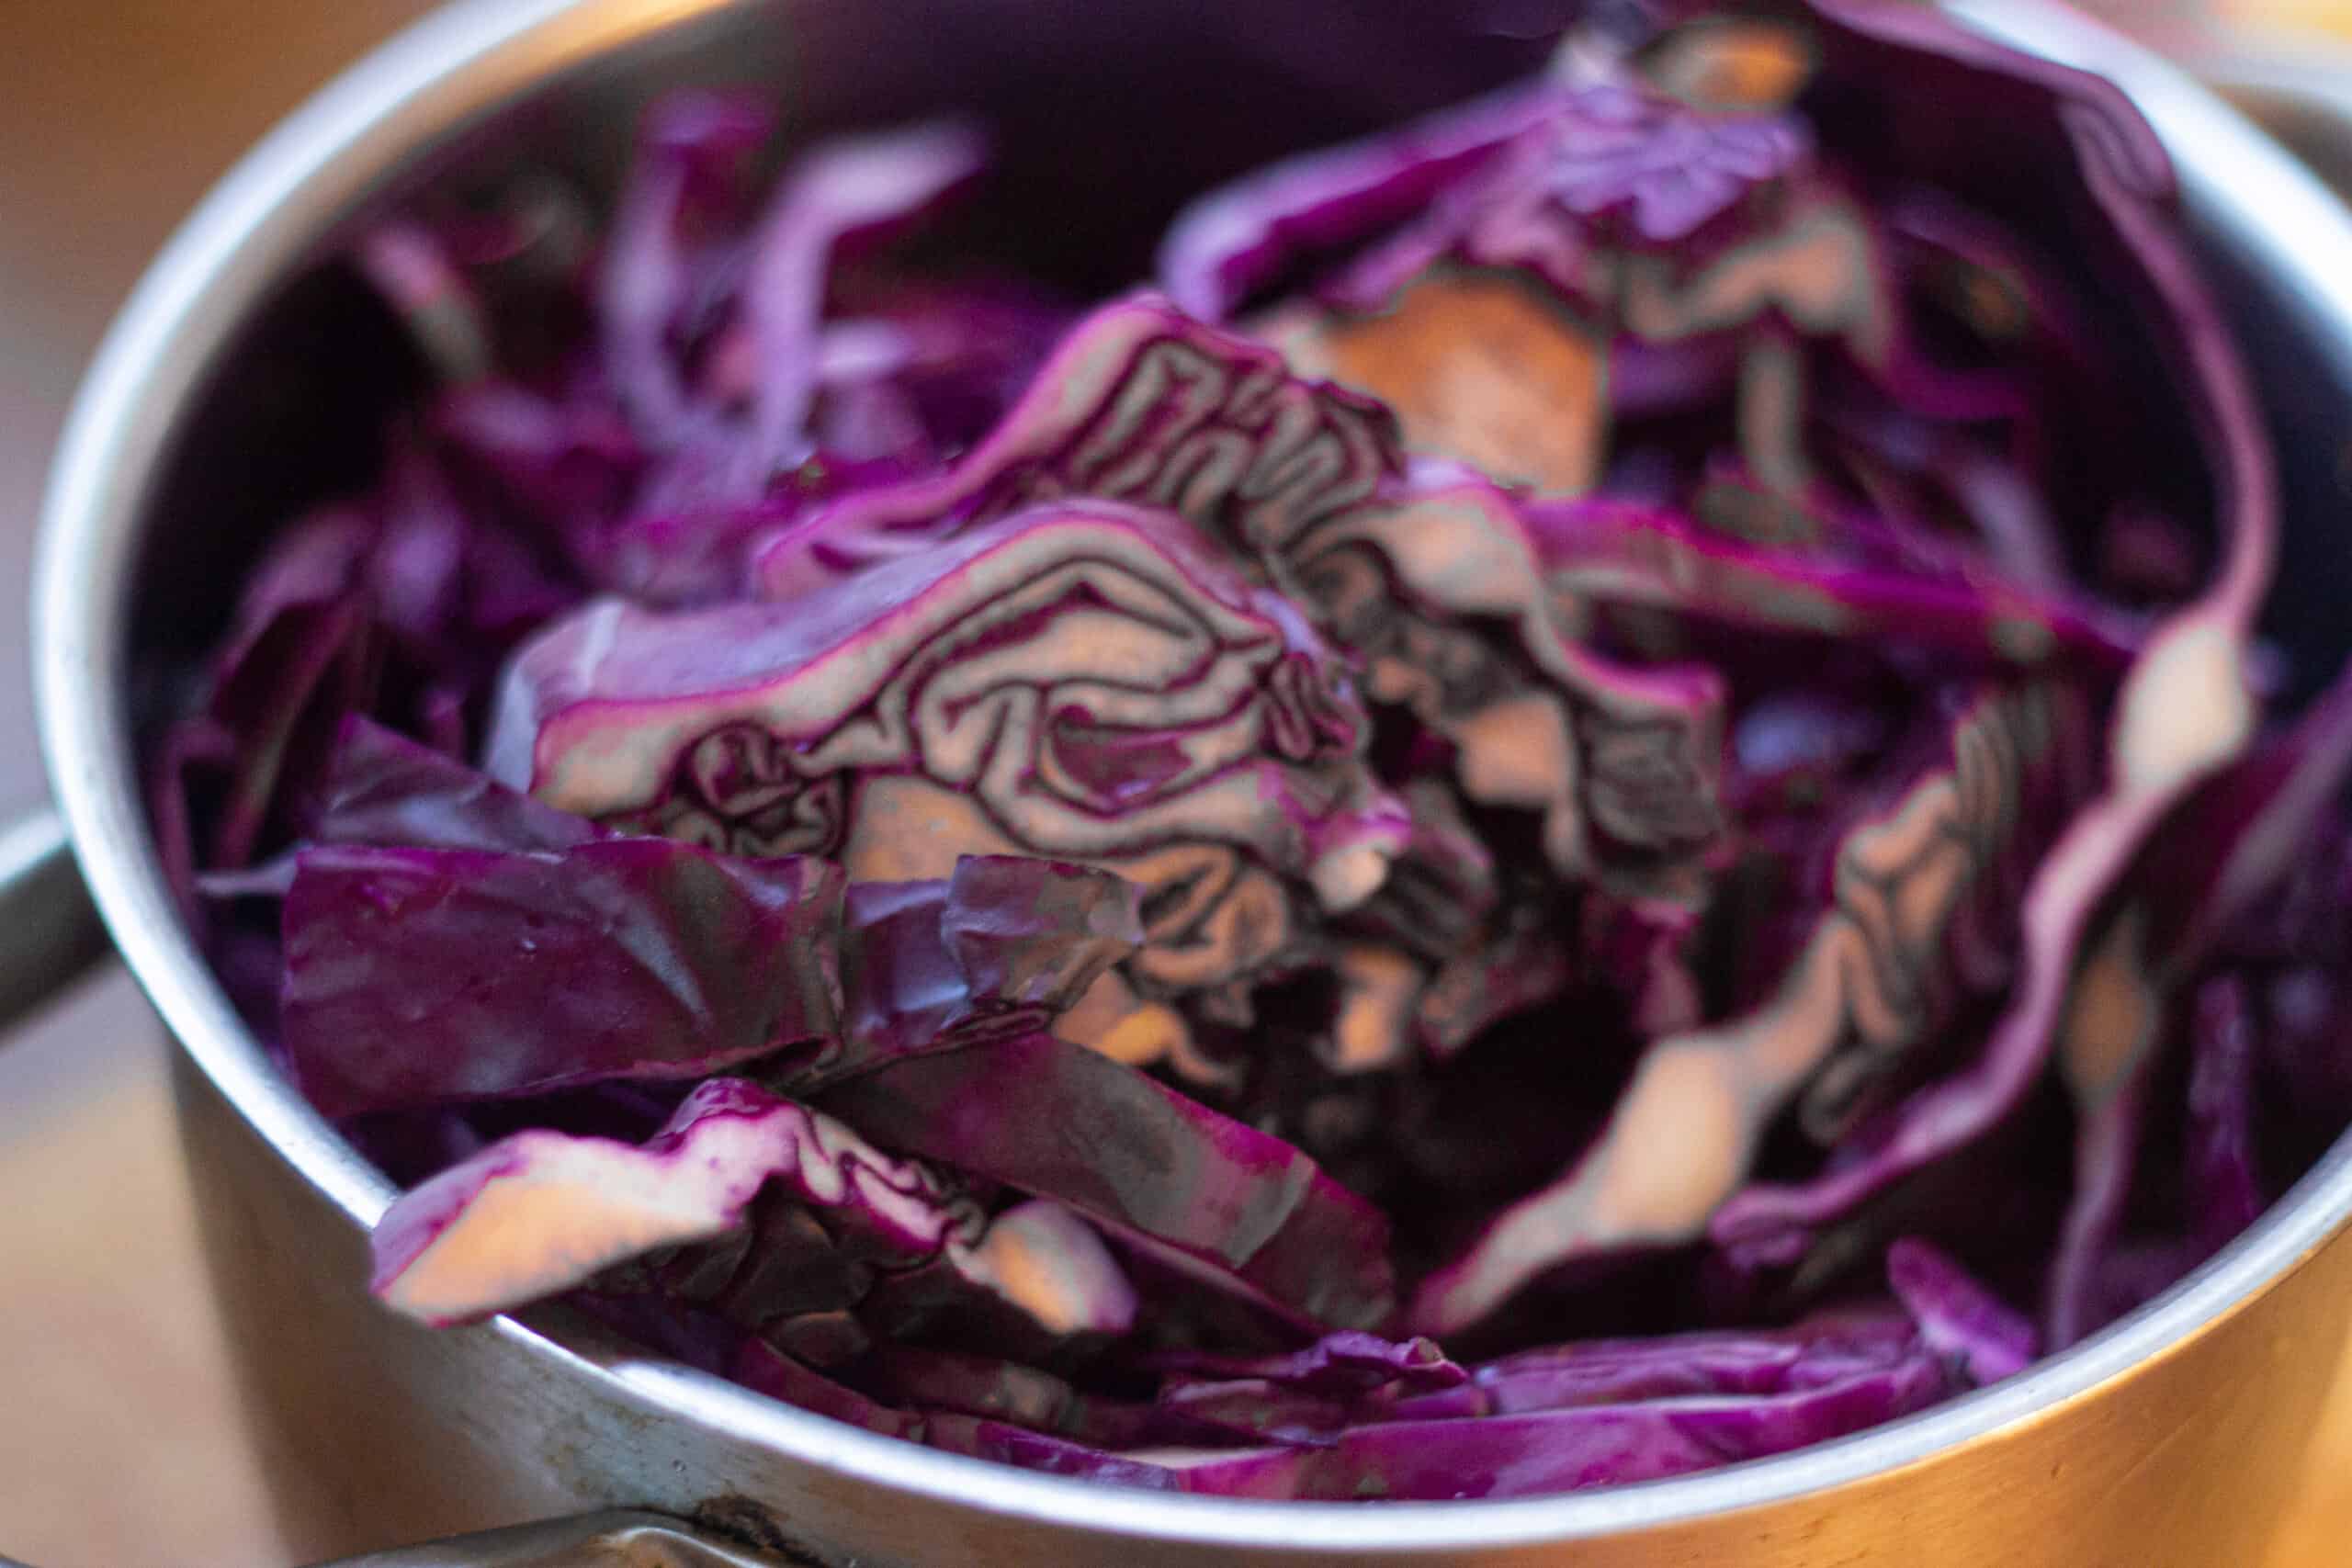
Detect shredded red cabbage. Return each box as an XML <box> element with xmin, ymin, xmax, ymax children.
<box><xmin>153</xmin><ymin>1</ymin><xmax>2352</xmax><ymax>1502</ymax></box>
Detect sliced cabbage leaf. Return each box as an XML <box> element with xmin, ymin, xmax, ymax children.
<box><xmin>817</xmin><ymin>1031</ymin><xmax>1396</xmax><ymax>1329</ymax></box>
<box><xmin>282</xmin><ymin>843</ymin><xmax>846</xmax><ymax>1117</ymax></box>
<box><xmin>598</xmin><ymin>90</ymin><xmax>774</xmax><ymax>443</ymax></box>
<box><xmin>858</xmin><ymin>1347</ymin><xmax>1208</xmax><ymax>1450</ymax></box>
<box><xmin>751</xmin><ymin>296</ymin><xmax>1733</xmax><ymax>898</ymax></box>
<box><xmin>2184</xmin><ymin>978</ymin><xmax>2266</xmax><ymax>1258</ymax></box>
<box><xmin>2035</xmin><ymin>665</ymin><xmax>2344</xmax><ymax>1347</ymax></box>
<box><xmin>618</xmin><ymin>1187</ymin><xmax>1136</xmax><ymax>1365</ymax></box>
<box><xmin>1523</xmin><ymin>495</ymin><xmax>2134</xmax><ymax>671</ymax></box>
<box><xmin>375</xmin><ymin>1077</ymin><xmax>1136</xmax><ymax>1349</ymax></box>
<box><xmin>1168</xmin><ymin>1352</ymin><xmax>1949</xmax><ymax>1499</ymax></box>
<box><xmin>1294</xmin><ymin>466</ymin><xmax>1726</xmax><ymax>897</ymax></box>
<box><xmin>728</xmin><ymin>121</ymin><xmax>990</xmax><ymax>492</ymax></box>
<box><xmin>1885</xmin><ymin>1237</ymin><xmax>2036</xmax><ymax>1386</ymax></box>
<box><xmin>374</xmin><ymin>1077</ymin><xmax>950</xmax><ymax>1325</ymax></box>
<box><xmin>1414</xmin><ymin>682</ymin><xmax>2089</xmax><ymax>1333</ymax></box>
<box><xmin>488</xmin><ymin>501</ymin><xmax>1409</xmax><ymax>1066</ymax></box>
<box><xmin>312</xmin><ymin>716</ymin><xmax>603</xmax><ymax>854</ymax></box>
<box><xmin>812</xmin><ymin>857</ymin><xmax>1143</xmax><ymax>1083</ymax></box>
<box><xmin>1429</xmin><ymin>1309</ymin><xmax>1925</xmax><ymax>1418</ymax></box>
<box><xmin>1157</xmin><ymin>78</ymin><xmax>1570</xmax><ymax>323</ymax></box>
<box><xmin>749</xmin><ymin>293</ymin><xmax>1399</xmax><ymax>600</ymax></box>
<box><xmin>1148</xmin><ymin>1331</ymin><xmax>1468</xmax><ymax>1442</ymax></box>
<box><xmin>1692</xmin><ymin>0</ymin><xmax>2279</xmax><ymax>1266</ymax></box>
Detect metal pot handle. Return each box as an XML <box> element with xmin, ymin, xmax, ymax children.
<box><xmin>300</xmin><ymin>1508</ymin><xmax>818</xmax><ymax>1566</ymax></box>
<box><xmin>0</xmin><ymin>1509</ymin><xmax>814</xmax><ymax>1567</ymax></box>
<box><xmin>0</xmin><ymin>806</ymin><xmax>113</xmax><ymax>1035</ymax></box>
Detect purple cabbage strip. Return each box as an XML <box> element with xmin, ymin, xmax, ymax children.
<box><xmin>151</xmin><ymin>717</ymin><xmax>240</xmax><ymax>922</ymax></box>
<box><xmin>373</xmin><ymin>1077</ymin><xmax>956</xmax><ymax>1325</ymax></box>
<box><xmin>1153</xmin><ymin>1330</ymin><xmax>1466</xmax><ymax>1397</ymax></box>
<box><xmin>817</xmin><ymin>1032</ymin><xmax>1396</xmax><ymax>1329</ymax></box>
<box><xmin>1157</xmin><ymin>78</ymin><xmax>1571</xmax><ymax>322</ymax></box>
<box><xmin>617</xmin><ymin>1186</ymin><xmax>1138</xmax><ymax>1366</ymax></box>
<box><xmin>1886</xmin><ymin>1238</ymin><xmax>2036</xmax><ymax>1386</ymax></box>
<box><xmin>730</xmin><ymin>1337</ymin><xmax>927</xmax><ymax>1438</ymax></box>
<box><xmin>859</xmin><ymin>1347</ymin><xmax>1209</xmax><ymax>1450</ymax></box>
<box><xmin>1447</xmin><ymin>1312</ymin><xmax>1925</xmax><ymax>1418</ymax></box>
<box><xmin>485</xmin><ymin>500</ymin><xmax>1410</xmax><ymax>1072</ymax></box>
<box><xmin>377</xmin><ymin>1077</ymin><xmax>1139</xmax><ymax>1350</ymax></box>
<box><xmin>1148</xmin><ymin>1332</ymin><xmax>1471</xmax><ymax>1443</ymax></box>
<box><xmin>198</xmin><ymin>716</ymin><xmax>599</xmax><ymax>900</ymax></box>
<box><xmin>732</xmin><ymin>121</ymin><xmax>989</xmax><ymax>493</ymax></box>
<box><xmin>811</xmin><ymin>857</ymin><xmax>1144</xmax><ymax>1084</ymax></box>
<box><xmin>748</xmin><ymin>293</ymin><xmax>1401</xmax><ymax>600</ymax></box>
<box><xmin>1704</xmin><ymin>0</ymin><xmax>2278</xmax><ymax>1262</ymax></box>
<box><xmin>597</xmin><ymin>90</ymin><xmax>772</xmax><ymax>443</ymax></box>
<box><xmin>730</xmin><ymin>1341</ymin><xmax>1186</xmax><ymax>1487</ymax></box>
<box><xmin>1312</xmin><ymin>81</ymin><xmax>1815</xmax><ymax>320</ymax></box>
<box><xmin>920</xmin><ymin>1415</ymin><xmax>1184</xmax><ymax>1489</ymax></box>
<box><xmin>1415</xmin><ymin>681</ymin><xmax>2090</xmax><ymax>1335</ymax></box>
<box><xmin>281</xmin><ymin>842</ymin><xmax>845</xmax><ymax>1118</ymax></box>
<box><xmin>1788</xmin><ymin>653</ymin><xmax>2352</xmax><ymax>1336</ymax></box>
<box><xmin>2188</xmin><ymin>978</ymin><xmax>2267</xmax><ymax>1258</ymax></box>
<box><xmin>2130</xmin><ymin>656</ymin><xmax>2352</xmax><ymax>970</ymax></box>
<box><xmin>579</xmin><ymin>104</ymin><xmax>1000</xmax><ymax>604</ymax></box>
<box><xmin>2043</xmin><ymin>1043</ymin><xmax>2157</xmax><ymax>1351</ymax></box>
<box><xmin>1524</xmin><ymin>496</ymin><xmax>2135</xmax><ymax>670</ymax></box>
<box><xmin>193</xmin><ymin>601</ymin><xmax>381</xmax><ymax>878</ymax></box>
<box><xmin>312</xmin><ymin>716</ymin><xmax>603</xmax><ymax>854</ymax></box>
<box><xmin>354</xmin><ymin>221</ymin><xmax>492</xmax><ymax>385</ymax></box>
<box><xmin>1170</xmin><ymin>1353</ymin><xmax>1951</xmax><ymax>1500</ymax></box>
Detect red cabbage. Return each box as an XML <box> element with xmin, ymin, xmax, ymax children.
<box><xmin>811</xmin><ymin>856</ymin><xmax>1143</xmax><ymax>1083</ymax></box>
<box><xmin>312</xmin><ymin>715</ymin><xmax>602</xmax><ymax>854</ymax></box>
<box><xmin>376</xmin><ymin>1078</ymin><xmax>1137</xmax><ymax>1348</ymax></box>
<box><xmin>487</xmin><ymin>501</ymin><xmax>1411</xmax><ymax>1070</ymax></box>
<box><xmin>1167</xmin><ymin>1354</ymin><xmax>1951</xmax><ymax>1500</ymax></box>
<box><xmin>153</xmin><ymin>0</ymin><xmax>2340</xmax><ymax>1506</ymax></box>
<box><xmin>1886</xmin><ymin>1238</ymin><xmax>2036</xmax><ymax>1386</ymax></box>
<box><xmin>373</xmin><ymin>1077</ymin><xmax>953</xmax><ymax>1325</ymax></box>
<box><xmin>817</xmin><ymin>1032</ymin><xmax>1396</xmax><ymax>1329</ymax></box>
<box><xmin>1415</xmin><ymin>682</ymin><xmax>2090</xmax><ymax>1334</ymax></box>
<box><xmin>747</xmin><ymin>294</ymin><xmax>1402</xmax><ymax>601</ymax></box>
<box><xmin>282</xmin><ymin>843</ymin><xmax>846</xmax><ymax>1117</ymax></box>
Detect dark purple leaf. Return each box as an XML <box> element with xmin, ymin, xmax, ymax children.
<box><xmin>1886</xmin><ymin>1238</ymin><xmax>2035</xmax><ymax>1384</ymax></box>
<box><xmin>819</xmin><ymin>1032</ymin><xmax>1396</xmax><ymax>1329</ymax></box>
<box><xmin>1415</xmin><ymin>682</ymin><xmax>2090</xmax><ymax>1333</ymax></box>
<box><xmin>283</xmin><ymin>842</ymin><xmax>845</xmax><ymax>1117</ymax></box>
<box><xmin>1173</xmin><ymin>1353</ymin><xmax>1951</xmax><ymax>1500</ymax></box>
<box><xmin>314</xmin><ymin>716</ymin><xmax>603</xmax><ymax>853</ymax></box>
<box><xmin>2185</xmin><ymin>976</ymin><xmax>2264</xmax><ymax>1257</ymax></box>
<box><xmin>372</xmin><ymin>1077</ymin><xmax>944</xmax><ymax>1325</ymax></box>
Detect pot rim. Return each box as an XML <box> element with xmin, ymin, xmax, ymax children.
<box><xmin>35</xmin><ymin>0</ymin><xmax>2352</xmax><ymax>1550</ymax></box>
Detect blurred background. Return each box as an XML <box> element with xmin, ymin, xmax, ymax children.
<box><xmin>0</xmin><ymin>1</ymin><xmax>2349</xmax><ymax>1563</ymax></box>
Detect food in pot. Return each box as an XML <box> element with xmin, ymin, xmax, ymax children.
<box><xmin>156</xmin><ymin>0</ymin><xmax>2352</xmax><ymax>1499</ymax></box>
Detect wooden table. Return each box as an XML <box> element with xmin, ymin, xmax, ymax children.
<box><xmin>1</xmin><ymin>3</ymin><xmax>2348</xmax><ymax>1563</ymax></box>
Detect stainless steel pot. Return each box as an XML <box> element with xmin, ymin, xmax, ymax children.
<box><xmin>18</xmin><ymin>2</ymin><xmax>2352</xmax><ymax>1563</ymax></box>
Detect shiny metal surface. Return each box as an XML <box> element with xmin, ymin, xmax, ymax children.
<box><xmin>2196</xmin><ymin>48</ymin><xmax>2352</xmax><ymax>193</ymax></box>
<box><xmin>29</xmin><ymin>1</ymin><xmax>2352</xmax><ymax>1562</ymax></box>
<box><xmin>307</xmin><ymin>1510</ymin><xmax>804</xmax><ymax>1567</ymax></box>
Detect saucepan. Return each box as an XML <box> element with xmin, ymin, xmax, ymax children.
<box><xmin>15</xmin><ymin>1</ymin><xmax>2352</xmax><ymax>1562</ymax></box>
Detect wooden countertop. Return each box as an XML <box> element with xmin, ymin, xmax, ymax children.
<box><xmin>2</xmin><ymin>3</ymin><xmax>2348</xmax><ymax>1562</ymax></box>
